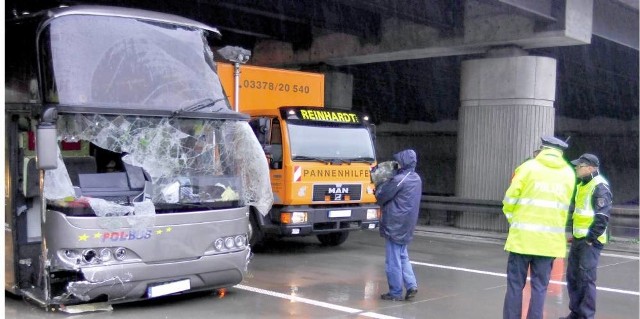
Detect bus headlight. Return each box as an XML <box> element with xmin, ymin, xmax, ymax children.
<box><xmin>224</xmin><ymin>237</ymin><xmax>235</xmax><ymax>249</ymax></box>
<box><xmin>59</xmin><ymin>249</ymin><xmax>81</xmax><ymax>265</ymax></box>
<box><xmin>82</xmin><ymin>249</ymin><xmax>98</xmax><ymax>264</ymax></box>
<box><xmin>212</xmin><ymin>235</ymin><xmax>247</xmax><ymax>252</ymax></box>
<box><xmin>64</xmin><ymin>249</ymin><xmax>78</xmax><ymax>259</ymax></box>
<box><xmin>234</xmin><ymin>235</ymin><xmax>246</xmax><ymax>247</ymax></box>
<box><xmin>99</xmin><ymin>248</ymin><xmax>113</xmax><ymax>262</ymax></box>
<box><xmin>59</xmin><ymin>247</ymin><xmax>130</xmax><ymax>265</ymax></box>
<box><xmin>214</xmin><ymin>238</ymin><xmax>224</xmax><ymax>251</ymax></box>
<box><xmin>114</xmin><ymin>247</ymin><xmax>127</xmax><ymax>261</ymax></box>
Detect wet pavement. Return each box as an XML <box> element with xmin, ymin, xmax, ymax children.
<box><xmin>4</xmin><ymin>228</ymin><xmax>639</xmax><ymax>318</ymax></box>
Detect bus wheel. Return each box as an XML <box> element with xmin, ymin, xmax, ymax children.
<box><xmin>248</xmin><ymin>210</ymin><xmax>264</xmax><ymax>247</ymax></box>
<box><xmin>317</xmin><ymin>231</ymin><xmax>349</xmax><ymax>246</ymax></box>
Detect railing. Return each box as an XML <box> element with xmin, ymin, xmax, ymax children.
<box><xmin>420</xmin><ymin>195</ymin><xmax>639</xmax><ymax>240</ymax></box>
<box><xmin>609</xmin><ymin>206</ymin><xmax>640</xmax><ymax>239</ymax></box>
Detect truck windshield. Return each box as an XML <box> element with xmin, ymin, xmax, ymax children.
<box><xmin>287</xmin><ymin>122</ymin><xmax>375</xmax><ymax>161</ymax></box>
<box><xmin>41</xmin><ymin>14</ymin><xmax>229</xmax><ymax>112</ymax></box>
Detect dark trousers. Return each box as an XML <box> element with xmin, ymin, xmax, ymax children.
<box><xmin>503</xmin><ymin>252</ymin><xmax>554</xmax><ymax>319</ymax></box>
<box><xmin>566</xmin><ymin>239</ymin><xmax>601</xmax><ymax>319</ymax></box>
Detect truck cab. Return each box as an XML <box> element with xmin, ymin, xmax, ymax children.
<box><xmin>218</xmin><ymin>64</ymin><xmax>380</xmax><ymax>246</ymax></box>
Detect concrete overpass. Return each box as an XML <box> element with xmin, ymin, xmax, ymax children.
<box><xmin>7</xmin><ymin>0</ymin><xmax>639</xmax><ymax>203</ymax></box>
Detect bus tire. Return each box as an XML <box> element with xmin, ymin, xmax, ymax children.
<box><xmin>248</xmin><ymin>209</ymin><xmax>264</xmax><ymax>248</ymax></box>
<box><xmin>317</xmin><ymin>231</ymin><xmax>349</xmax><ymax>246</ymax></box>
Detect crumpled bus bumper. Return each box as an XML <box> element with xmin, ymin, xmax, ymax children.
<box><xmin>58</xmin><ymin>247</ymin><xmax>250</xmax><ymax>304</ymax></box>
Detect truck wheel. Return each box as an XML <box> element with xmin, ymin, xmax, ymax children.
<box><xmin>248</xmin><ymin>211</ymin><xmax>264</xmax><ymax>247</ymax></box>
<box><xmin>317</xmin><ymin>231</ymin><xmax>349</xmax><ymax>246</ymax></box>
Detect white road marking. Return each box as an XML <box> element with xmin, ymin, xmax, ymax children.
<box><xmin>235</xmin><ymin>284</ymin><xmax>402</xmax><ymax>319</ymax></box>
<box><xmin>410</xmin><ymin>261</ymin><xmax>639</xmax><ymax>296</ymax></box>
<box><xmin>601</xmin><ymin>252</ymin><xmax>639</xmax><ymax>260</ymax></box>
<box><xmin>361</xmin><ymin>312</ymin><xmax>404</xmax><ymax>319</ymax></box>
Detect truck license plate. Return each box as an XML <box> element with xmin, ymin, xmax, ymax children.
<box><xmin>147</xmin><ymin>279</ymin><xmax>190</xmax><ymax>298</ymax></box>
<box><xmin>328</xmin><ymin>210</ymin><xmax>351</xmax><ymax>218</ymax></box>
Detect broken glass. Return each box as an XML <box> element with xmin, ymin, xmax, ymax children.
<box><xmin>45</xmin><ymin>113</ymin><xmax>272</xmax><ymax>231</ymax></box>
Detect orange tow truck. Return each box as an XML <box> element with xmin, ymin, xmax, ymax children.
<box><xmin>219</xmin><ymin>63</ymin><xmax>380</xmax><ymax>246</ymax></box>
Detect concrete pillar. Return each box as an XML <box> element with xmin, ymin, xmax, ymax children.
<box><xmin>456</xmin><ymin>53</ymin><xmax>557</xmax><ymax>201</ymax></box>
<box><xmin>323</xmin><ymin>71</ymin><xmax>353</xmax><ymax>110</ymax></box>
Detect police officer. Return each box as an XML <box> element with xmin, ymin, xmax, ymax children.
<box><xmin>560</xmin><ymin>154</ymin><xmax>612</xmax><ymax>319</ymax></box>
<box><xmin>502</xmin><ymin>136</ymin><xmax>576</xmax><ymax>319</ymax></box>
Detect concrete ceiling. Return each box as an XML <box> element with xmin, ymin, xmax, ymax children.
<box><xmin>6</xmin><ymin>0</ymin><xmax>639</xmax><ymax>123</ymax></box>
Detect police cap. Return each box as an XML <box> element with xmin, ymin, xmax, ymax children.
<box><xmin>571</xmin><ymin>153</ymin><xmax>600</xmax><ymax>167</ymax></box>
<box><xmin>540</xmin><ymin>136</ymin><xmax>568</xmax><ymax>150</ymax></box>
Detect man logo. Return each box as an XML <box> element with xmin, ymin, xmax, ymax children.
<box><xmin>328</xmin><ymin>187</ymin><xmax>349</xmax><ymax>201</ymax></box>
<box><xmin>313</xmin><ymin>184</ymin><xmax>360</xmax><ymax>202</ymax></box>
<box><xmin>328</xmin><ymin>187</ymin><xmax>349</xmax><ymax>194</ymax></box>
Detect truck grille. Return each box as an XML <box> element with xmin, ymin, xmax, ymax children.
<box><xmin>312</xmin><ymin>184</ymin><xmax>361</xmax><ymax>202</ymax></box>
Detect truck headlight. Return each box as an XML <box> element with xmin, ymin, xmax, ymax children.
<box><xmin>281</xmin><ymin>212</ymin><xmax>307</xmax><ymax>224</ymax></box>
<box><xmin>366</xmin><ymin>208</ymin><xmax>379</xmax><ymax>220</ymax></box>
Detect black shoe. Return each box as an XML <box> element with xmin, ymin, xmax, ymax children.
<box><xmin>380</xmin><ymin>293</ymin><xmax>403</xmax><ymax>301</ymax></box>
<box><xmin>405</xmin><ymin>288</ymin><xmax>418</xmax><ymax>300</ymax></box>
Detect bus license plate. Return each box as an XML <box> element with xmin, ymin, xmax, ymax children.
<box><xmin>147</xmin><ymin>279</ymin><xmax>190</xmax><ymax>298</ymax></box>
<box><xmin>328</xmin><ymin>210</ymin><xmax>351</xmax><ymax>218</ymax></box>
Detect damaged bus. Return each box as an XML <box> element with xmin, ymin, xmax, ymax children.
<box><xmin>5</xmin><ymin>5</ymin><xmax>272</xmax><ymax>310</ymax></box>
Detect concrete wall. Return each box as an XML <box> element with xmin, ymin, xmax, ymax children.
<box><xmin>375</xmin><ymin>133</ymin><xmax>457</xmax><ymax>196</ymax></box>
<box><xmin>375</xmin><ymin>117</ymin><xmax>639</xmax><ymax>204</ymax></box>
<box><xmin>557</xmin><ymin>117</ymin><xmax>639</xmax><ymax>204</ymax></box>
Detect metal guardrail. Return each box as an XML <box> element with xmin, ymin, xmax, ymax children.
<box><xmin>420</xmin><ymin>195</ymin><xmax>639</xmax><ymax>239</ymax></box>
<box><xmin>421</xmin><ymin>195</ymin><xmax>502</xmax><ymax>213</ymax></box>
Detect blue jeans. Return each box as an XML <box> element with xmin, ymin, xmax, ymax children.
<box><xmin>385</xmin><ymin>239</ymin><xmax>417</xmax><ymax>297</ymax></box>
<box><xmin>503</xmin><ymin>252</ymin><xmax>554</xmax><ymax>319</ymax></box>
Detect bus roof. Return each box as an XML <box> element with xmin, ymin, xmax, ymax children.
<box><xmin>37</xmin><ymin>5</ymin><xmax>221</xmax><ymax>37</ymax></box>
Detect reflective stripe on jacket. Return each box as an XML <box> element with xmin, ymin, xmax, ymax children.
<box><xmin>503</xmin><ymin>148</ymin><xmax>575</xmax><ymax>257</ymax></box>
<box><xmin>573</xmin><ymin>175</ymin><xmax>609</xmax><ymax>244</ymax></box>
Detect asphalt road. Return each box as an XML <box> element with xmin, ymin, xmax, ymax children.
<box><xmin>4</xmin><ymin>229</ymin><xmax>639</xmax><ymax>318</ymax></box>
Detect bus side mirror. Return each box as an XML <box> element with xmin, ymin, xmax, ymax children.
<box><xmin>36</xmin><ymin>122</ymin><xmax>58</xmax><ymax>170</ymax></box>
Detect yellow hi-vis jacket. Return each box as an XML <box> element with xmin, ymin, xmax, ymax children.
<box><xmin>573</xmin><ymin>175</ymin><xmax>609</xmax><ymax>244</ymax></box>
<box><xmin>503</xmin><ymin>148</ymin><xmax>575</xmax><ymax>257</ymax></box>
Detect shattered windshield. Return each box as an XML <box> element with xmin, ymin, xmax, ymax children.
<box><xmin>42</xmin><ymin>15</ymin><xmax>229</xmax><ymax>112</ymax></box>
<box><xmin>45</xmin><ymin>114</ymin><xmax>272</xmax><ymax>229</ymax></box>
<box><xmin>287</xmin><ymin>122</ymin><xmax>375</xmax><ymax>161</ymax></box>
